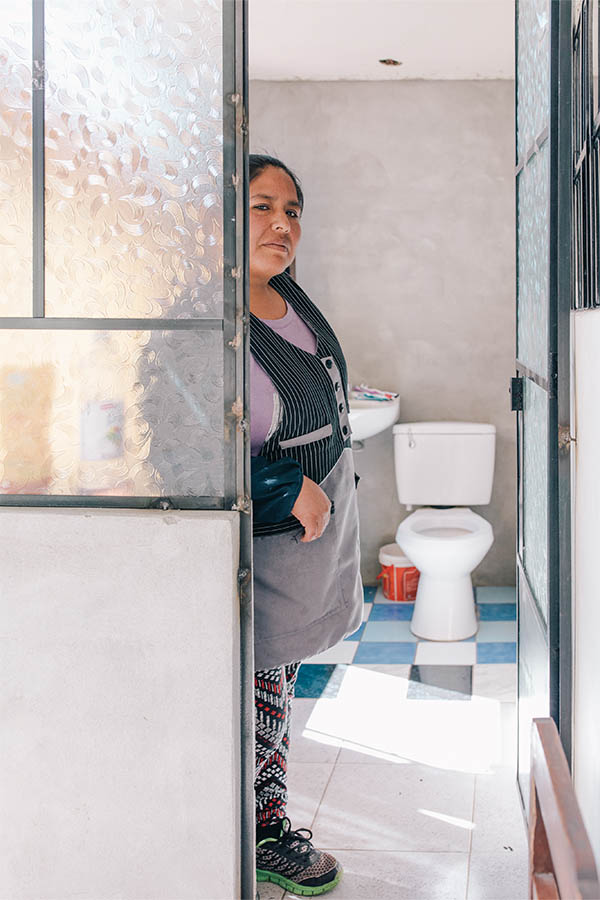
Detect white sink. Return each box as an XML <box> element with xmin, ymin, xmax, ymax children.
<box><xmin>348</xmin><ymin>397</ymin><xmax>401</xmax><ymax>442</ymax></box>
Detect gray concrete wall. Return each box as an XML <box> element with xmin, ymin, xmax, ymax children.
<box><xmin>0</xmin><ymin>508</ymin><xmax>241</xmax><ymax>900</ymax></box>
<box><xmin>250</xmin><ymin>79</ymin><xmax>516</xmax><ymax>585</ymax></box>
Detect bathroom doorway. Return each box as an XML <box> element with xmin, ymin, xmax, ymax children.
<box><xmin>248</xmin><ymin>2</ymin><xmax>551</xmax><ymax>897</ymax></box>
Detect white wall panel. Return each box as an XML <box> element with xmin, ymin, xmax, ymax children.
<box><xmin>0</xmin><ymin>508</ymin><xmax>240</xmax><ymax>899</ymax></box>
<box><xmin>573</xmin><ymin>308</ymin><xmax>600</xmax><ymax>867</ymax></box>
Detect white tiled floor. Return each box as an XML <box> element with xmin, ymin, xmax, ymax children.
<box><xmin>414</xmin><ymin>640</ymin><xmax>477</xmax><ymax>666</ymax></box>
<box><xmin>475</xmin><ymin>621</ymin><xmax>519</xmax><ymax>643</ymax></box>
<box><xmin>471</xmin><ymin>664</ymin><xmax>517</xmax><ymax>703</ymax></box>
<box><xmin>363</xmin><ymin>621</ymin><xmax>418</xmax><ymax>642</ymax></box>
<box><xmin>304</xmin><ymin>642</ymin><xmax>358</xmax><ymax>665</ymax></box>
<box><xmin>258</xmin><ymin>672</ymin><xmax>528</xmax><ymax>899</ymax></box>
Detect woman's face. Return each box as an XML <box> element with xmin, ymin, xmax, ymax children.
<box><xmin>249</xmin><ymin>166</ymin><xmax>302</xmax><ymax>281</ymax></box>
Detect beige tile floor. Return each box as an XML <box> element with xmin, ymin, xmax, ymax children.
<box><xmin>258</xmin><ymin>663</ymin><xmax>528</xmax><ymax>900</ymax></box>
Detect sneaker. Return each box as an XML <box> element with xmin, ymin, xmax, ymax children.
<box><xmin>256</xmin><ymin>817</ymin><xmax>342</xmax><ymax>896</ymax></box>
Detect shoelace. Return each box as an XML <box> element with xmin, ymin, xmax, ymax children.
<box><xmin>278</xmin><ymin>817</ymin><xmax>314</xmax><ymax>856</ymax></box>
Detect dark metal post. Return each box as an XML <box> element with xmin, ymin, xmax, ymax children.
<box><xmin>32</xmin><ymin>0</ymin><xmax>44</xmax><ymax>318</ymax></box>
<box><xmin>552</xmin><ymin>0</ymin><xmax>573</xmax><ymax>764</ymax></box>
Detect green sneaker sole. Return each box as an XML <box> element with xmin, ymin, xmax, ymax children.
<box><xmin>256</xmin><ymin>866</ymin><xmax>342</xmax><ymax>896</ymax></box>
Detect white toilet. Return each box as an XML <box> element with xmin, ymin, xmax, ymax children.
<box><xmin>393</xmin><ymin>421</ymin><xmax>496</xmax><ymax>641</ymax></box>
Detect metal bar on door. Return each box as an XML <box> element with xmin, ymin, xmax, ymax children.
<box><xmin>0</xmin><ymin>318</ymin><xmax>224</xmax><ymax>331</ymax></box>
<box><xmin>32</xmin><ymin>0</ymin><xmax>44</xmax><ymax>318</ymax></box>
<box><xmin>235</xmin><ymin>1</ymin><xmax>255</xmax><ymax>898</ymax></box>
<box><xmin>552</xmin><ymin>0</ymin><xmax>574</xmax><ymax>764</ymax></box>
<box><xmin>0</xmin><ymin>495</ymin><xmax>227</xmax><ymax>510</ymax></box>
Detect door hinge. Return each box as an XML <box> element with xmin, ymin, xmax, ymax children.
<box><xmin>510</xmin><ymin>376</ymin><xmax>524</xmax><ymax>412</ymax></box>
<box><xmin>558</xmin><ymin>425</ymin><xmax>576</xmax><ymax>452</ymax></box>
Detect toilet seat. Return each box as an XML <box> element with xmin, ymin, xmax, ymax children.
<box><xmin>396</xmin><ymin>506</ymin><xmax>494</xmax><ymax>640</ymax></box>
<box><xmin>402</xmin><ymin>507</ymin><xmax>492</xmax><ymax>545</ymax></box>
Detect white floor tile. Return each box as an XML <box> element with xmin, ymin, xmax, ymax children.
<box><xmin>363</xmin><ymin>603</ymin><xmax>374</xmax><ymax>621</ymax></box>
<box><xmin>289</xmin><ymin>698</ymin><xmax>341</xmax><ymax>764</ymax></box>
<box><xmin>467</xmin><ymin>850</ymin><xmax>528</xmax><ymax>899</ymax></box>
<box><xmin>476</xmin><ymin>621</ymin><xmax>517</xmax><ymax>643</ymax></box>
<box><xmin>258</xmin><ymin>882</ymin><xmax>285</xmax><ymax>900</ymax></box>
<box><xmin>415</xmin><ymin>641</ymin><xmax>477</xmax><ymax>665</ymax></box>
<box><xmin>313</xmin><ymin>763</ymin><xmax>475</xmax><ymax>852</ymax></box>
<box><xmin>363</xmin><ymin>620</ymin><xmax>418</xmax><ymax>642</ymax></box>
<box><xmin>307</xmin><ymin>683</ymin><xmax>511</xmax><ymax>773</ymax></box>
<box><xmin>472</xmin><ymin>664</ymin><xmax>517</xmax><ymax>702</ymax></box>
<box><xmin>282</xmin><ymin>850</ymin><xmax>469</xmax><ymax>899</ymax></box>
<box><xmin>373</xmin><ymin>586</ymin><xmax>388</xmax><ymax>603</ymax></box>
<box><xmin>353</xmin><ymin>663</ymin><xmax>412</xmax><ymax>683</ymax></box>
<box><xmin>304</xmin><ymin>642</ymin><xmax>357</xmax><ymax>665</ymax></box>
<box><xmin>475</xmin><ymin>587</ymin><xmax>516</xmax><ymax>604</ymax></box>
<box><xmin>287</xmin><ymin>761</ymin><xmax>337</xmax><ymax>830</ymax></box>
<box><xmin>471</xmin><ymin>770</ymin><xmax>527</xmax><ymax>855</ymax></box>
<box><xmin>497</xmin><ymin>702</ymin><xmax>517</xmax><ymax>770</ymax></box>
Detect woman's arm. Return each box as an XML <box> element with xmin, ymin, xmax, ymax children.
<box><xmin>251</xmin><ymin>456</ymin><xmax>332</xmax><ymax>541</ymax></box>
<box><xmin>251</xmin><ymin>456</ymin><xmax>304</xmax><ymax>524</ymax></box>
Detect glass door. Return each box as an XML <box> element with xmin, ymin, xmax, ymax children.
<box><xmin>0</xmin><ymin>0</ymin><xmax>247</xmax><ymax>508</ymax></box>
<box><xmin>0</xmin><ymin>1</ymin><xmax>253</xmax><ymax>893</ymax></box>
<box><xmin>514</xmin><ymin>0</ymin><xmax>572</xmax><ymax>808</ymax></box>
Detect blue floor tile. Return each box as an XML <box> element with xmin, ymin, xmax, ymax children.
<box><xmin>369</xmin><ymin>603</ymin><xmax>414</xmax><ymax>622</ymax></box>
<box><xmin>295</xmin><ymin>663</ymin><xmax>348</xmax><ymax>699</ymax></box>
<box><xmin>354</xmin><ymin>642</ymin><xmax>416</xmax><ymax>664</ymax></box>
<box><xmin>344</xmin><ymin>621</ymin><xmax>367</xmax><ymax>641</ymax></box>
<box><xmin>477</xmin><ymin>642</ymin><xmax>517</xmax><ymax>663</ymax></box>
<box><xmin>477</xmin><ymin>602</ymin><xmax>517</xmax><ymax>621</ymax></box>
<box><xmin>363</xmin><ymin>585</ymin><xmax>378</xmax><ymax>603</ymax></box>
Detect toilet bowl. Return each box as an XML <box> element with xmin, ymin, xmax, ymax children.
<box><xmin>396</xmin><ymin>507</ymin><xmax>493</xmax><ymax>641</ymax></box>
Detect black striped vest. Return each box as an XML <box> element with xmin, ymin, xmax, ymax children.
<box><xmin>250</xmin><ymin>272</ymin><xmax>352</xmax><ymax>536</ymax></box>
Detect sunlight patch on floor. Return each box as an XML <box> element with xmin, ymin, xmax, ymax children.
<box><xmin>417</xmin><ymin>809</ymin><xmax>475</xmax><ymax>830</ymax></box>
<box><xmin>302</xmin><ymin>665</ymin><xmax>504</xmax><ymax>774</ymax></box>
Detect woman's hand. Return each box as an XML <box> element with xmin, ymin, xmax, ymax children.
<box><xmin>291</xmin><ymin>476</ymin><xmax>331</xmax><ymax>542</ymax></box>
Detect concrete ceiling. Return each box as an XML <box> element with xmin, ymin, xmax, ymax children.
<box><xmin>249</xmin><ymin>0</ymin><xmax>515</xmax><ymax>81</ymax></box>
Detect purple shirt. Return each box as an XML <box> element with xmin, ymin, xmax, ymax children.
<box><xmin>250</xmin><ymin>302</ymin><xmax>318</xmax><ymax>455</ymax></box>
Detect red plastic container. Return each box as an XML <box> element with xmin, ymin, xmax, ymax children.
<box><xmin>376</xmin><ymin>543</ymin><xmax>420</xmax><ymax>602</ymax></box>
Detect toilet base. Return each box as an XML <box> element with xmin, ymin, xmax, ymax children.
<box><xmin>410</xmin><ymin>574</ymin><xmax>478</xmax><ymax>641</ymax></box>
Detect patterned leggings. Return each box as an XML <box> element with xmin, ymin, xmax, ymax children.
<box><xmin>254</xmin><ymin>661</ymin><xmax>301</xmax><ymax>826</ymax></box>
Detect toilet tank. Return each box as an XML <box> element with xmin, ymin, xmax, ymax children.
<box><xmin>393</xmin><ymin>421</ymin><xmax>496</xmax><ymax>506</ymax></box>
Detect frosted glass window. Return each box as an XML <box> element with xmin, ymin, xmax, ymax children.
<box><xmin>517</xmin><ymin>0</ymin><xmax>550</xmax><ymax>159</ymax></box>
<box><xmin>522</xmin><ymin>378</ymin><xmax>548</xmax><ymax>624</ymax></box>
<box><xmin>517</xmin><ymin>141</ymin><xmax>549</xmax><ymax>376</ymax></box>
<box><xmin>44</xmin><ymin>0</ymin><xmax>224</xmax><ymax>319</ymax></box>
<box><xmin>0</xmin><ymin>5</ymin><xmax>32</xmax><ymax>316</ymax></box>
<box><xmin>0</xmin><ymin>330</ymin><xmax>224</xmax><ymax>497</ymax></box>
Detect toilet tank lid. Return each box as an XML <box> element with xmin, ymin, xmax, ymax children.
<box><xmin>393</xmin><ymin>421</ymin><xmax>496</xmax><ymax>435</ymax></box>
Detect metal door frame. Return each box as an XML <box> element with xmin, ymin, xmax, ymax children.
<box><xmin>514</xmin><ymin>0</ymin><xmax>573</xmax><ymax>804</ymax></box>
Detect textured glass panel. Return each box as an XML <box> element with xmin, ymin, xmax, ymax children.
<box><xmin>0</xmin><ymin>330</ymin><xmax>223</xmax><ymax>496</ymax></box>
<box><xmin>523</xmin><ymin>378</ymin><xmax>548</xmax><ymax>624</ymax></box>
<box><xmin>517</xmin><ymin>0</ymin><xmax>550</xmax><ymax>158</ymax></box>
<box><xmin>0</xmin><ymin>4</ymin><xmax>32</xmax><ymax>316</ymax></box>
<box><xmin>44</xmin><ymin>0</ymin><xmax>223</xmax><ymax>318</ymax></box>
<box><xmin>517</xmin><ymin>141</ymin><xmax>549</xmax><ymax>376</ymax></box>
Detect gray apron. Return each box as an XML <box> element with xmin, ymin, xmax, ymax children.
<box><xmin>251</xmin><ymin>273</ymin><xmax>363</xmax><ymax>670</ymax></box>
<box><xmin>253</xmin><ymin>447</ymin><xmax>363</xmax><ymax>669</ymax></box>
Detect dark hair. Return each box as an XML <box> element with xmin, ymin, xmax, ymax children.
<box><xmin>249</xmin><ymin>154</ymin><xmax>304</xmax><ymax>213</ymax></box>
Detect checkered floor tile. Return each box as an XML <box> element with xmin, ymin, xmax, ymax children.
<box><xmin>297</xmin><ymin>585</ymin><xmax>517</xmax><ymax>699</ymax></box>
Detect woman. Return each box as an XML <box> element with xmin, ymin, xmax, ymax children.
<box><xmin>250</xmin><ymin>154</ymin><xmax>363</xmax><ymax>896</ymax></box>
